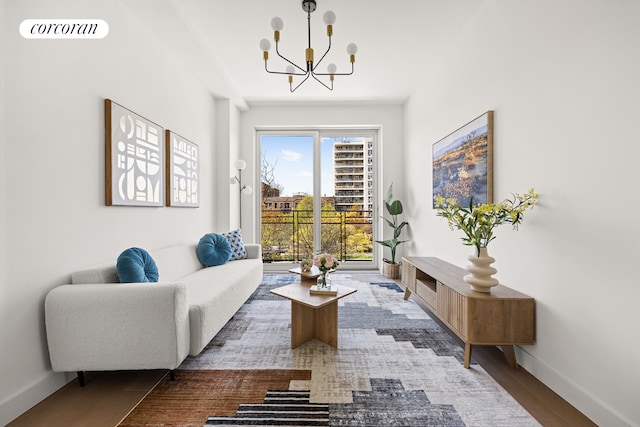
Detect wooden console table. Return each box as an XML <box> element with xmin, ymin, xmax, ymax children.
<box><xmin>402</xmin><ymin>257</ymin><xmax>535</xmax><ymax>369</ymax></box>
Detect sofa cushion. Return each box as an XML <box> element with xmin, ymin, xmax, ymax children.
<box><xmin>72</xmin><ymin>265</ymin><xmax>119</xmax><ymax>284</ymax></box>
<box><xmin>183</xmin><ymin>256</ymin><xmax>263</xmax><ymax>355</ymax></box>
<box><xmin>222</xmin><ymin>229</ymin><xmax>247</xmax><ymax>260</ymax></box>
<box><xmin>149</xmin><ymin>244</ymin><xmax>202</xmax><ymax>282</ymax></box>
<box><xmin>116</xmin><ymin>247</ymin><xmax>159</xmax><ymax>283</ymax></box>
<box><xmin>197</xmin><ymin>233</ymin><xmax>232</xmax><ymax>267</ymax></box>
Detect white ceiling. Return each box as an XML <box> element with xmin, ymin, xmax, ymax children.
<box><xmin>165</xmin><ymin>0</ymin><xmax>479</xmax><ymax>105</ymax></box>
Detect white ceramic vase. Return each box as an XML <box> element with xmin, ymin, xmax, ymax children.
<box><xmin>463</xmin><ymin>247</ymin><xmax>499</xmax><ymax>293</ymax></box>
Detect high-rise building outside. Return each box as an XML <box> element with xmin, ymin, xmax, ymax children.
<box><xmin>333</xmin><ymin>137</ymin><xmax>374</xmax><ymax>212</ymax></box>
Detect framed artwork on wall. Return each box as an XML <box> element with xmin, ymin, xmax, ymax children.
<box><xmin>165</xmin><ymin>130</ymin><xmax>199</xmax><ymax>207</ymax></box>
<box><xmin>105</xmin><ymin>99</ymin><xmax>164</xmax><ymax>206</ymax></box>
<box><xmin>432</xmin><ymin>110</ymin><xmax>493</xmax><ymax>207</ymax></box>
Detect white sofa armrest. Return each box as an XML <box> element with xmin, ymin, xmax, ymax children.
<box><xmin>244</xmin><ymin>244</ymin><xmax>262</xmax><ymax>260</ymax></box>
<box><xmin>45</xmin><ymin>282</ymin><xmax>190</xmax><ymax>373</ymax></box>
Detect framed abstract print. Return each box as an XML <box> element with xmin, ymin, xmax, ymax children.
<box><xmin>165</xmin><ymin>130</ymin><xmax>199</xmax><ymax>207</ymax></box>
<box><xmin>105</xmin><ymin>99</ymin><xmax>164</xmax><ymax>206</ymax></box>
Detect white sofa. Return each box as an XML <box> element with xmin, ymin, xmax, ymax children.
<box><xmin>45</xmin><ymin>243</ymin><xmax>263</xmax><ymax>384</ymax></box>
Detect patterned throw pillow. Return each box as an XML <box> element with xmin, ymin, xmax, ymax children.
<box><xmin>222</xmin><ymin>229</ymin><xmax>247</xmax><ymax>261</ymax></box>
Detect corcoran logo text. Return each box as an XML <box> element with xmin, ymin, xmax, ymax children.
<box><xmin>20</xmin><ymin>19</ymin><xmax>109</xmax><ymax>39</ymax></box>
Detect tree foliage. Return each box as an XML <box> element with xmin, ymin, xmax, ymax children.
<box><xmin>261</xmin><ymin>196</ymin><xmax>373</xmax><ymax>262</ymax></box>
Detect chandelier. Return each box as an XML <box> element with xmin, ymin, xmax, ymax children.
<box><xmin>259</xmin><ymin>0</ymin><xmax>358</xmax><ymax>92</ymax></box>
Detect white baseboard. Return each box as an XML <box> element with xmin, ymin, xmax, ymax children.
<box><xmin>0</xmin><ymin>370</ymin><xmax>72</xmax><ymax>426</ymax></box>
<box><xmin>516</xmin><ymin>347</ymin><xmax>636</xmax><ymax>427</ymax></box>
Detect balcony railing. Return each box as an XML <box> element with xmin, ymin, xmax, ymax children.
<box><xmin>335</xmin><ymin>176</ymin><xmax>364</xmax><ymax>182</ymax></box>
<box><xmin>334</xmin><ymin>153</ymin><xmax>364</xmax><ymax>159</ymax></box>
<box><xmin>261</xmin><ymin>209</ymin><xmax>373</xmax><ymax>263</ymax></box>
<box><xmin>334</xmin><ymin>161</ymin><xmax>363</xmax><ymax>167</ymax></box>
<box><xmin>334</xmin><ymin>145</ymin><xmax>364</xmax><ymax>151</ymax></box>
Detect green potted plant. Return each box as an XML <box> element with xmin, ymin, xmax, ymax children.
<box><xmin>375</xmin><ymin>183</ymin><xmax>409</xmax><ymax>279</ymax></box>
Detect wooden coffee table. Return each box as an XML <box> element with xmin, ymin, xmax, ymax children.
<box><xmin>270</xmin><ymin>282</ymin><xmax>356</xmax><ymax>348</ymax></box>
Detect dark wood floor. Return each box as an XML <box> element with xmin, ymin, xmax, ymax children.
<box><xmin>7</xmin><ymin>370</ymin><xmax>167</xmax><ymax>427</ymax></box>
<box><xmin>8</xmin><ymin>274</ymin><xmax>597</xmax><ymax>427</ymax></box>
<box><xmin>472</xmin><ymin>346</ymin><xmax>597</xmax><ymax>426</ymax></box>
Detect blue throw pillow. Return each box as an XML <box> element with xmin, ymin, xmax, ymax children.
<box><xmin>222</xmin><ymin>229</ymin><xmax>247</xmax><ymax>261</ymax></box>
<box><xmin>197</xmin><ymin>233</ymin><xmax>232</xmax><ymax>267</ymax></box>
<box><xmin>116</xmin><ymin>247</ymin><xmax>159</xmax><ymax>283</ymax></box>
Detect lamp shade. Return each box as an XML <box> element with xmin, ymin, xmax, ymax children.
<box><xmin>242</xmin><ymin>185</ymin><xmax>253</xmax><ymax>195</ymax></box>
<box><xmin>234</xmin><ymin>159</ymin><xmax>247</xmax><ymax>171</ymax></box>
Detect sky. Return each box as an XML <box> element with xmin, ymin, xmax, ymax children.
<box><xmin>260</xmin><ymin>135</ymin><xmax>337</xmax><ymax>197</ymax></box>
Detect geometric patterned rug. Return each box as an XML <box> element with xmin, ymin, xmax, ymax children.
<box><xmin>121</xmin><ymin>273</ymin><xmax>540</xmax><ymax>426</ymax></box>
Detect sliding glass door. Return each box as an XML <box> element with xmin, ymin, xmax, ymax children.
<box><xmin>258</xmin><ymin>129</ymin><xmax>377</xmax><ymax>270</ymax></box>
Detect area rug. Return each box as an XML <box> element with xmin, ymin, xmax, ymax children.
<box><xmin>120</xmin><ymin>273</ymin><xmax>540</xmax><ymax>426</ymax></box>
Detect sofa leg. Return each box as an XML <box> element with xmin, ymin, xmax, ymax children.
<box><xmin>77</xmin><ymin>371</ymin><xmax>86</xmax><ymax>387</ymax></box>
<box><xmin>170</xmin><ymin>370</ymin><xmax>176</xmax><ymax>381</ymax></box>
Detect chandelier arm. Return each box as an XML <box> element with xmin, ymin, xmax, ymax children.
<box><xmin>275</xmin><ymin>42</ymin><xmax>307</xmax><ymax>73</ymax></box>
<box><xmin>265</xmin><ymin>61</ymin><xmax>307</xmax><ymax>76</ymax></box>
<box><xmin>314</xmin><ymin>62</ymin><xmax>355</xmax><ymax>77</ymax></box>
<box><xmin>291</xmin><ymin>72</ymin><xmax>312</xmax><ymax>92</ymax></box>
<box><xmin>310</xmin><ymin>72</ymin><xmax>333</xmax><ymax>91</ymax></box>
<box><xmin>312</xmin><ymin>35</ymin><xmax>332</xmax><ymax>72</ymax></box>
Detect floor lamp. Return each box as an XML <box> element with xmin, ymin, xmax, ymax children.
<box><xmin>230</xmin><ymin>159</ymin><xmax>253</xmax><ymax>228</ymax></box>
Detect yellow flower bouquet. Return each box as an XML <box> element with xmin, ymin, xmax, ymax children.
<box><xmin>434</xmin><ymin>188</ymin><xmax>539</xmax><ymax>256</ymax></box>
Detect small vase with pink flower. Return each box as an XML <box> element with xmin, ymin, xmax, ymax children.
<box><xmin>313</xmin><ymin>253</ymin><xmax>339</xmax><ymax>289</ymax></box>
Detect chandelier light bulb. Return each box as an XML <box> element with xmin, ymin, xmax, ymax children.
<box><xmin>242</xmin><ymin>185</ymin><xmax>253</xmax><ymax>195</ymax></box>
<box><xmin>271</xmin><ymin>16</ymin><xmax>284</xmax><ymax>31</ymax></box>
<box><xmin>327</xmin><ymin>63</ymin><xmax>337</xmax><ymax>74</ymax></box>
<box><xmin>234</xmin><ymin>159</ymin><xmax>247</xmax><ymax>171</ymax></box>
<box><xmin>259</xmin><ymin>38</ymin><xmax>271</xmax><ymax>52</ymax></box>
<box><xmin>346</xmin><ymin>43</ymin><xmax>358</xmax><ymax>55</ymax></box>
<box><xmin>286</xmin><ymin>65</ymin><xmax>295</xmax><ymax>75</ymax></box>
<box><xmin>323</xmin><ymin>10</ymin><xmax>336</xmax><ymax>25</ymax></box>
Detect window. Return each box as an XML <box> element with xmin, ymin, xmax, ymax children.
<box><xmin>258</xmin><ymin>129</ymin><xmax>378</xmax><ymax>270</ymax></box>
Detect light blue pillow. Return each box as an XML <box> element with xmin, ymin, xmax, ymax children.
<box><xmin>197</xmin><ymin>233</ymin><xmax>232</xmax><ymax>267</ymax></box>
<box><xmin>222</xmin><ymin>229</ymin><xmax>247</xmax><ymax>261</ymax></box>
<box><xmin>116</xmin><ymin>247</ymin><xmax>159</xmax><ymax>283</ymax></box>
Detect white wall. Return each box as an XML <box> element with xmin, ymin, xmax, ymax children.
<box><xmin>215</xmin><ymin>98</ymin><xmax>233</xmax><ymax>231</ymax></box>
<box><xmin>0</xmin><ymin>0</ymin><xmax>239</xmax><ymax>423</ymax></box>
<box><xmin>404</xmin><ymin>1</ymin><xmax>640</xmax><ymax>426</ymax></box>
<box><xmin>218</xmin><ymin>99</ymin><xmax>243</xmax><ymax>232</ymax></box>
<box><xmin>240</xmin><ymin>102</ymin><xmax>405</xmax><ymax>257</ymax></box>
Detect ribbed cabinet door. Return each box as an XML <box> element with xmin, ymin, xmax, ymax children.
<box><xmin>402</xmin><ymin>260</ymin><xmax>416</xmax><ymax>292</ymax></box>
<box><xmin>437</xmin><ymin>283</ymin><xmax>467</xmax><ymax>339</ymax></box>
